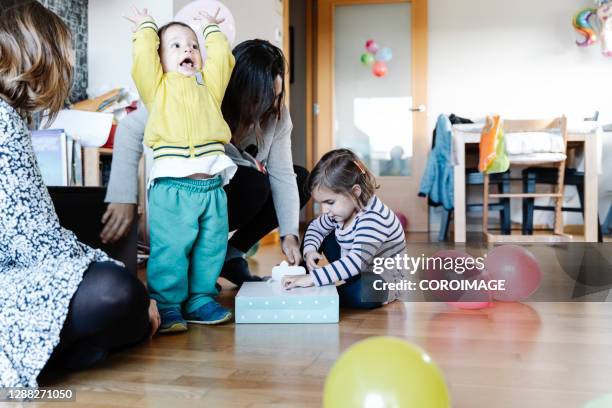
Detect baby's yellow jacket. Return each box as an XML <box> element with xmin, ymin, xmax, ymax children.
<box><xmin>132</xmin><ymin>20</ymin><xmax>235</xmax><ymax>161</ymax></box>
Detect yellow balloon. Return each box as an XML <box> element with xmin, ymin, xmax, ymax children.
<box><xmin>324</xmin><ymin>337</ymin><xmax>450</xmax><ymax>408</ymax></box>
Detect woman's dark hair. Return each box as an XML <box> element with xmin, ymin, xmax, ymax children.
<box><xmin>308</xmin><ymin>149</ymin><xmax>379</xmax><ymax>208</ymax></box>
<box><xmin>222</xmin><ymin>39</ymin><xmax>286</xmax><ymax>146</ymax></box>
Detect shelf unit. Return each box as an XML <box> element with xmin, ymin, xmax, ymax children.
<box><xmin>83</xmin><ymin>147</ymin><xmax>113</xmax><ymax>186</ymax></box>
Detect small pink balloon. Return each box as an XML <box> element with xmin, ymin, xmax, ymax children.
<box><xmin>423</xmin><ymin>250</ymin><xmax>492</xmax><ymax>305</ymax></box>
<box><xmin>365</xmin><ymin>39</ymin><xmax>379</xmax><ymax>53</ymax></box>
<box><xmin>175</xmin><ymin>0</ymin><xmax>237</xmax><ymax>61</ymax></box>
<box><xmin>485</xmin><ymin>245</ymin><xmax>541</xmax><ymax>302</ymax></box>
<box><xmin>372</xmin><ymin>61</ymin><xmax>388</xmax><ymax>77</ymax></box>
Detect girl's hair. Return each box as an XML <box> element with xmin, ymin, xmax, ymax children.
<box><xmin>308</xmin><ymin>149</ymin><xmax>379</xmax><ymax>207</ymax></box>
<box><xmin>221</xmin><ymin>39</ymin><xmax>286</xmax><ymax>146</ymax></box>
<box><xmin>0</xmin><ymin>0</ymin><xmax>73</xmax><ymax>124</ymax></box>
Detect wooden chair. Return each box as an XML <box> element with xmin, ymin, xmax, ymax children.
<box><xmin>483</xmin><ymin>117</ymin><xmax>570</xmax><ymax>243</ymax></box>
<box><xmin>438</xmin><ymin>168</ymin><xmax>511</xmax><ymax>241</ymax></box>
<box><xmin>522</xmin><ymin>167</ymin><xmax>604</xmax><ymax>242</ymax></box>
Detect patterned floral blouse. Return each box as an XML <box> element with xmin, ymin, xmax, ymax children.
<box><xmin>0</xmin><ymin>98</ymin><xmax>112</xmax><ymax>387</ymax></box>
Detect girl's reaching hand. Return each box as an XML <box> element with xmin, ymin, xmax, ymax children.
<box><xmin>282</xmin><ymin>274</ymin><xmax>315</xmax><ymax>290</ymax></box>
<box><xmin>304</xmin><ymin>251</ymin><xmax>323</xmax><ymax>271</ymax></box>
<box><xmin>123</xmin><ymin>6</ymin><xmax>152</xmax><ymax>32</ymax></box>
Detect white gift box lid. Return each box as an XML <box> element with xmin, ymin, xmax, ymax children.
<box><xmin>237</xmin><ymin>281</ymin><xmax>338</xmax><ymax>298</ymax></box>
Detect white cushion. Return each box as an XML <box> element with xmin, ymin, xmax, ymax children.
<box><xmin>504</xmin><ymin>131</ymin><xmax>565</xmax><ymax>155</ymax></box>
<box><xmin>508</xmin><ymin>152</ymin><xmax>567</xmax><ymax>164</ymax></box>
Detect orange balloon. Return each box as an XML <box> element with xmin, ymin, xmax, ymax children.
<box><xmin>372</xmin><ymin>61</ymin><xmax>388</xmax><ymax>77</ymax></box>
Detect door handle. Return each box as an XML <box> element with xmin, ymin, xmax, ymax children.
<box><xmin>410</xmin><ymin>104</ymin><xmax>426</xmax><ymax>113</ymax></box>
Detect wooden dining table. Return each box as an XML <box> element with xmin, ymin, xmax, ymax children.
<box><xmin>452</xmin><ymin>128</ymin><xmax>601</xmax><ymax>242</ymax></box>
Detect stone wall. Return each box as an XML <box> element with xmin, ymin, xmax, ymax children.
<box><xmin>42</xmin><ymin>0</ymin><xmax>88</xmax><ymax>102</ymax></box>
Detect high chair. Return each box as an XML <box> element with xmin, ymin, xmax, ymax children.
<box><xmin>482</xmin><ymin>117</ymin><xmax>570</xmax><ymax>243</ymax></box>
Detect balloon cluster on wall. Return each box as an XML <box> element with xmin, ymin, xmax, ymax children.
<box><xmin>573</xmin><ymin>0</ymin><xmax>612</xmax><ymax>56</ymax></box>
<box><xmin>360</xmin><ymin>39</ymin><xmax>393</xmax><ymax>77</ymax></box>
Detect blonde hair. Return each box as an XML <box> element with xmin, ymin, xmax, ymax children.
<box><xmin>308</xmin><ymin>148</ymin><xmax>379</xmax><ymax>207</ymax></box>
<box><xmin>0</xmin><ymin>0</ymin><xmax>74</xmax><ymax>124</ymax></box>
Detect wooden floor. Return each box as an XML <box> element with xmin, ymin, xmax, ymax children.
<box><xmin>38</xmin><ymin>237</ymin><xmax>612</xmax><ymax>408</ymax></box>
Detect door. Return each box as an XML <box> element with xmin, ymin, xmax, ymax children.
<box><xmin>315</xmin><ymin>0</ymin><xmax>429</xmax><ymax>231</ymax></box>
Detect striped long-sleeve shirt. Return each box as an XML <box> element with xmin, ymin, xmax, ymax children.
<box><xmin>303</xmin><ymin>196</ymin><xmax>407</xmax><ymax>286</ymax></box>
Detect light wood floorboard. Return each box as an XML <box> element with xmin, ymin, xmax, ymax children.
<box><xmin>36</xmin><ymin>236</ymin><xmax>612</xmax><ymax>408</ymax></box>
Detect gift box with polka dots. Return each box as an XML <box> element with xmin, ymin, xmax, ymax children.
<box><xmin>235</xmin><ymin>282</ymin><xmax>339</xmax><ymax>324</ymax></box>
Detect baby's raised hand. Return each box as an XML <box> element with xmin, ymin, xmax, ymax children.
<box><xmin>194</xmin><ymin>8</ymin><xmax>225</xmax><ymax>26</ymax></box>
<box><xmin>123</xmin><ymin>6</ymin><xmax>152</xmax><ymax>32</ymax></box>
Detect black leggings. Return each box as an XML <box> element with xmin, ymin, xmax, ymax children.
<box><xmin>40</xmin><ymin>262</ymin><xmax>150</xmax><ymax>378</ymax></box>
<box><xmin>225</xmin><ymin>165</ymin><xmax>310</xmax><ymax>252</ymax></box>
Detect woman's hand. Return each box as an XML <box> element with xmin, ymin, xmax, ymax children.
<box><xmin>195</xmin><ymin>8</ymin><xmax>225</xmax><ymax>26</ymax></box>
<box><xmin>281</xmin><ymin>235</ymin><xmax>302</xmax><ymax>265</ymax></box>
<box><xmin>304</xmin><ymin>251</ymin><xmax>323</xmax><ymax>271</ymax></box>
<box><xmin>123</xmin><ymin>6</ymin><xmax>152</xmax><ymax>32</ymax></box>
<box><xmin>282</xmin><ymin>274</ymin><xmax>315</xmax><ymax>290</ymax></box>
<box><xmin>100</xmin><ymin>203</ymin><xmax>136</xmax><ymax>244</ymax></box>
<box><xmin>148</xmin><ymin>299</ymin><xmax>160</xmax><ymax>337</ymax></box>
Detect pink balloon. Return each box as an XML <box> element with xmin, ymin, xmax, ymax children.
<box><xmin>485</xmin><ymin>245</ymin><xmax>541</xmax><ymax>302</ymax></box>
<box><xmin>365</xmin><ymin>39</ymin><xmax>379</xmax><ymax>53</ymax></box>
<box><xmin>175</xmin><ymin>0</ymin><xmax>237</xmax><ymax>61</ymax></box>
<box><xmin>423</xmin><ymin>250</ymin><xmax>492</xmax><ymax>305</ymax></box>
<box><xmin>372</xmin><ymin>61</ymin><xmax>388</xmax><ymax>77</ymax></box>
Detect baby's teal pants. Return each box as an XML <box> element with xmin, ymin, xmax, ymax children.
<box><xmin>147</xmin><ymin>176</ymin><xmax>228</xmax><ymax>313</ymax></box>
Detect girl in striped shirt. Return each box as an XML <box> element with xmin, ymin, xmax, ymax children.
<box><xmin>282</xmin><ymin>149</ymin><xmax>406</xmax><ymax>309</ymax></box>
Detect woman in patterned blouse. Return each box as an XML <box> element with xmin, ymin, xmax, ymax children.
<box><xmin>0</xmin><ymin>1</ymin><xmax>157</xmax><ymax>387</ymax></box>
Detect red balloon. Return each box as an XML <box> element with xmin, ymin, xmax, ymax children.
<box><xmin>365</xmin><ymin>39</ymin><xmax>379</xmax><ymax>53</ymax></box>
<box><xmin>485</xmin><ymin>245</ymin><xmax>541</xmax><ymax>302</ymax></box>
<box><xmin>372</xmin><ymin>61</ymin><xmax>387</xmax><ymax>77</ymax></box>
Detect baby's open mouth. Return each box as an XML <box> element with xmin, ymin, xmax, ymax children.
<box><xmin>180</xmin><ymin>57</ymin><xmax>194</xmax><ymax>68</ymax></box>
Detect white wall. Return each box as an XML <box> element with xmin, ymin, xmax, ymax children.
<box><xmin>217</xmin><ymin>0</ymin><xmax>283</xmax><ymax>45</ymax></box>
<box><xmin>428</xmin><ymin>0</ymin><xmax>612</xmax><ymax>225</ymax></box>
<box><xmin>89</xmin><ymin>0</ymin><xmax>283</xmax><ymax>96</ymax></box>
<box><xmin>429</xmin><ymin>0</ymin><xmax>612</xmax><ymax>126</ymax></box>
<box><xmin>88</xmin><ymin>0</ymin><xmax>174</xmax><ymax>96</ymax></box>
<box><xmin>173</xmin><ymin>0</ymin><xmax>192</xmax><ymax>15</ymax></box>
